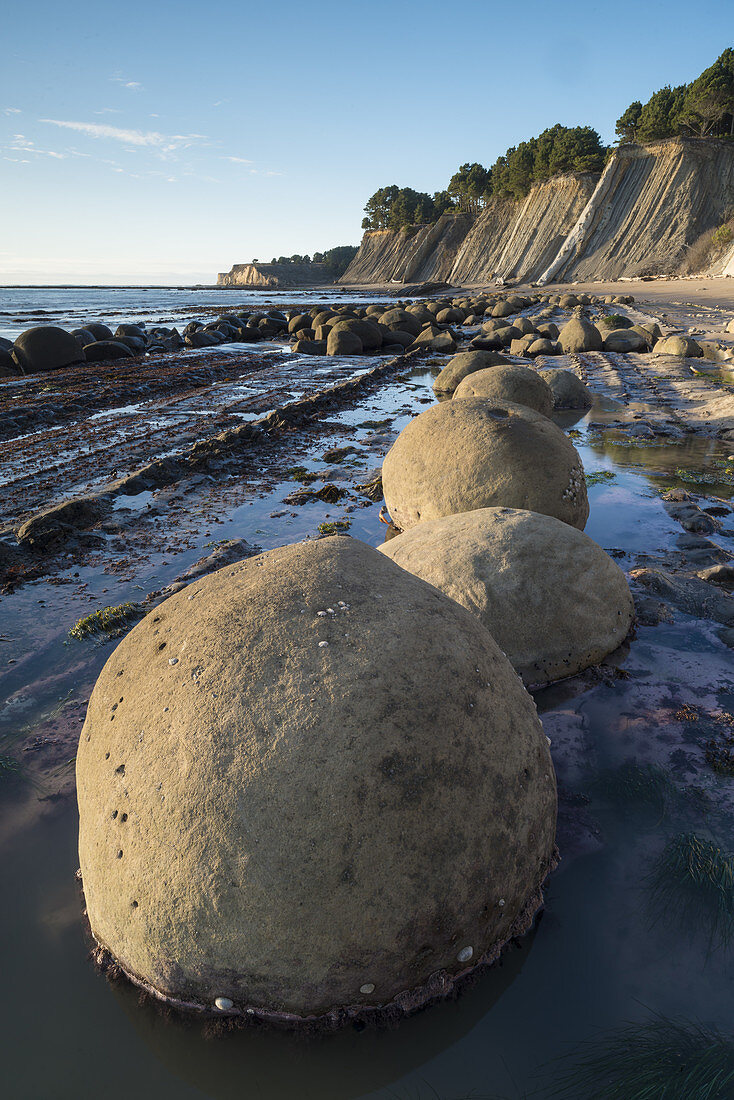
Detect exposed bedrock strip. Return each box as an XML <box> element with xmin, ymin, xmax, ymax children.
<box><xmin>9</xmin><ymin>350</ymin><xmax>423</xmax><ymax>554</ymax></box>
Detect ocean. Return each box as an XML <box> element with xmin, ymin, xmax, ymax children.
<box><xmin>0</xmin><ymin>285</ymin><xmax>394</xmax><ymax>341</ymax></box>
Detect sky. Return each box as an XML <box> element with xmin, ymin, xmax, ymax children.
<box><xmin>2</xmin><ymin>0</ymin><xmax>733</xmax><ymax>284</ymax></box>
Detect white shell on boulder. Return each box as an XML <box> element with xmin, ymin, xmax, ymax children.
<box><xmin>381</xmin><ymin>508</ymin><xmax>634</xmax><ymax>686</ymax></box>
<box><xmin>77</xmin><ymin>537</ymin><xmax>557</xmax><ymax>1021</ymax></box>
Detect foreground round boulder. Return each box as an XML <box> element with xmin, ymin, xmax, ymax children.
<box><xmin>77</xmin><ymin>537</ymin><xmax>557</xmax><ymax>1022</ymax></box>
<box><xmin>382</xmin><ymin>399</ymin><xmax>588</xmax><ymax>531</ymax></box>
<box><xmin>12</xmin><ymin>326</ymin><xmax>83</xmax><ymax>373</ymax></box>
<box><xmin>381</xmin><ymin>509</ymin><xmax>633</xmax><ymax>686</ymax></box>
<box><xmin>453</xmin><ymin>364</ymin><xmax>553</xmax><ymax>417</ymax></box>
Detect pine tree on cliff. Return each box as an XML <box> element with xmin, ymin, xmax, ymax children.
<box><xmin>635</xmin><ymin>85</ymin><xmax>687</xmax><ymax>142</ymax></box>
<box><xmin>679</xmin><ymin>49</ymin><xmax>734</xmax><ymax>136</ymax></box>
<box><xmin>615</xmin><ymin>101</ymin><xmax>642</xmax><ymax>143</ymax></box>
<box><xmin>447</xmin><ymin>163</ymin><xmax>492</xmax><ymax>211</ymax></box>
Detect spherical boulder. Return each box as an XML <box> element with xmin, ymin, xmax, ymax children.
<box><xmin>83</xmin><ymin>340</ymin><xmax>135</xmax><ymax>362</ymax></box>
<box><xmin>433</xmin><ymin>350</ymin><xmax>509</xmax><ymax>395</ymax></box>
<box><xmin>77</xmin><ymin>536</ymin><xmax>557</xmax><ymax>1021</ymax></box>
<box><xmin>86</xmin><ymin>323</ymin><xmax>114</xmax><ymax>341</ymax></box>
<box><xmin>602</xmin><ymin>328</ymin><xmax>649</xmax><ymax>353</ymax></box>
<box><xmin>12</xmin><ymin>326</ymin><xmax>83</xmax><ymax>373</ymax></box>
<box><xmin>435</xmin><ymin>307</ymin><xmax>464</xmax><ymax>325</ymax></box>
<box><xmin>453</xmin><ymin>365</ymin><xmax>553</xmax><ymax>417</ymax></box>
<box><xmin>538</xmin><ymin>368</ymin><xmax>593</xmax><ymax>409</ymax></box>
<box><xmin>327</xmin><ymin>326</ymin><xmax>363</xmax><ymax>355</ymax></box>
<box><xmin>287</xmin><ymin>313</ymin><xmax>312</xmax><ymax>334</ymax></box>
<box><xmin>379</xmin><ymin>309</ymin><xmax>421</xmax><ymax>337</ymax></box>
<box><xmin>382</xmin><ymin>398</ymin><xmax>588</xmax><ymax>531</ymax></box>
<box><xmin>527</xmin><ymin>338</ymin><xmax>558</xmax><ymax>358</ymax></box>
<box><xmin>492</xmin><ymin>301</ymin><xmax>515</xmax><ymax>318</ymax></box>
<box><xmin>557</xmin><ymin>317</ymin><xmax>603</xmax><ymax>354</ymax></box>
<box><xmin>115</xmin><ymin>324</ymin><xmax>146</xmax><ymax>340</ymax></box>
<box><xmin>653</xmin><ymin>334</ymin><xmax>703</xmax><ymax>358</ymax></box>
<box><xmin>380</xmin><ymin>509</ymin><xmax>633</xmax><ymax>686</ymax></box>
<box><xmin>330</xmin><ymin>318</ymin><xmax>382</xmax><ymax>350</ymax></box>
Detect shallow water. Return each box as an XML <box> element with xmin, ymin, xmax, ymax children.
<box><xmin>0</xmin><ymin>286</ymin><xmax>396</xmax><ymax>342</ymax></box>
<box><xmin>1</xmin><ymin>356</ymin><xmax>734</xmax><ymax>1099</ymax></box>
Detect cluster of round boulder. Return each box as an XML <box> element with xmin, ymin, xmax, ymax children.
<box><xmin>379</xmin><ymin>326</ymin><xmax>636</xmax><ymax>690</ymax></box>
<box><xmin>74</xmin><ymin>287</ymin><xmax>638</xmax><ymax>1029</ymax></box>
<box><xmin>0</xmin><ymin>311</ymin><xmax>296</xmax><ymax>377</ymax></box>
<box><xmin>4</xmin><ymin>283</ymin><xmax>721</xmax><ymax>380</ymax></box>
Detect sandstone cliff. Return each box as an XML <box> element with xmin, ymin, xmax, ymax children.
<box><xmin>541</xmin><ymin>138</ymin><xmax>734</xmax><ymax>282</ymax></box>
<box><xmin>341</xmin><ymin>138</ymin><xmax>734</xmax><ymax>286</ymax></box>
<box><xmin>217</xmin><ymin>262</ymin><xmax>329</xmax><ymax>287</ymax></box>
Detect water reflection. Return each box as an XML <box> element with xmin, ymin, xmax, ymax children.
<box><xmin>114</xmin><ymin>936</ymin><xmax>535</xmax><ymax>1100</ymax></box>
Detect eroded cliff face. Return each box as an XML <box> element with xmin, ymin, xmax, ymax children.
<box><xmin>341</xmin><ymin>175</ymin><xmax>598</xmax><ymax>285</ymax></box>
<box><xmin>341</xmin><ymin>138</ymin><xmax>734</xmax><ymax>286</ymax></box>
<box><xmin>340</xmin><ymin>215</ymin><xmax>475</xmax><ymax>285</ymax></box>
<box><xmin>543</xmin><ymin>138</ymin><xmax>734</xmax><ymax>282</ymax></box>
<box><xmin>449</xmin><ymin>174</ymin><xmax>598</xmax><ymax>284</ymax></box>
<box><xmin>217</xmin><ymin>262</ymin><xmax>329</xmax><ymax>287</ymax></box>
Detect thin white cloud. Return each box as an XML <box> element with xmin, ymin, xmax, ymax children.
<box><xmin>224</xmin><ymin>155</ymin><xmax>253</xmax><ymax>164</ymax></box>
<box><xmin>6</xmin><ymin>135</ymin><xmax>66</xmax><ymax>159</ymax></box>
<box><xmin>3</xmin><ymin>107</ymin><xmax>21</xmax><ymax>115</ymax></box>
<box><xmin>111</xmin><ymin>75</ymin><xmax>143</xmax><ymax>90</ymax></box>
<box><xmin>39</xmin><ymin>118</ymin><xmax>207</xmax><ymax>155</ymax></box>
<box><xmin>93</xmin><ymin>108</ymin><xmax>123</xmax><ymax>115</ymax></box>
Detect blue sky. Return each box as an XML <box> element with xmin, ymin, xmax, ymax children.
<box><xmin>2</xmin><ymin>0</ymin><xmax>732</xmax><ymax>284</ymax></box>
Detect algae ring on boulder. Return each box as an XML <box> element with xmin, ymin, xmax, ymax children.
<box><xmin>77</xmin><ymin>536</ymin><xmax>557</xmax><ymax>1025</ymax></box>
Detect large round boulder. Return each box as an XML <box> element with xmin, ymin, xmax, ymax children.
<box><xmin>12</xmin><ymin>326</ymin><xmax>83</xmax><ymax>373</ymax></box>
<box><xmin>287</xmin><ymin>313</ymin><xmax>312</xmax><ymax>334</ymax></box>
<box><xmin>327</xmin><ymin>326</ymin><xmax>363</xmax><ymax>355</ymax></box>
<box><xmin>329</xmin><ymin>318</ymin><xmax>382</xmax><ymax>351</ymax></box>
<box><xmin>602</xmin><ymin>328</ymin><xmax>649</xmax><ymax>353</ymax></box>
<box><xmin>379</xmin><ymin>309</ymin><xmax>421</xmax><ymax>337</ymax></box>
<box><xmin>653</xmin><ymin>334</ymin><xmax>703</xmax><ymax>358</ymax></box>
<box><xmin>492</xmin><ymin>301</ymin><xmax>515</xmax><ymax>318</ymax></box>
<box><xmin>77</xmin><ymin>537</ymin><xmax>557</xmax><ymax>1021</ymax></box>
<box><xmin>453</xmin><ymin>365</ymin><xmax>553</xmax><ymax>417</ymax></box>
<box><xmin>557</xmin><ymin>317</ymin><xmax>603</xmax><ymax>353</ymax></box>
<box><xmin>83</xmin><ymin>340</ymin><xmax>135</xmax><ymax>362</ymax></box>
<box><xmin>382</xmin><ymin>399</ymin><xmax>588</xmax><ymax>531</ymax></box>
<box><xmin>538</xmin><ymin>368</ymin><xmax>593</xmax><ymax>409</ymax></box>
<box><xmin>380</xmin><ymin>509</ymin><xmax>633</xmax><ymax>687</ymax></box>
<box><xmin>86</xmin><ymin>323</ymin><xmax>114</xmax><ymax>341</ymax></box>
<box><xmin>433</xmin><ymin>350</ymin><xmax>509</xmax><ymax>395</ymax></box>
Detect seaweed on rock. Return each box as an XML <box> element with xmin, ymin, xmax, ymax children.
<box><xmin>647</xmin><ymin>833</ymin><xmax>734</xmax><ymax>950</ymax></box>
<box><xmin>546</xmin><ymin>1014</ymin><xmax>734</xmax><ymax>1099</ymax></box>
<box><xmin>593</xmin><ymin>760</ymin><xmax>675</xmax><ymax>819</ymax></box>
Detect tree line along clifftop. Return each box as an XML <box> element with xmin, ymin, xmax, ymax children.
<box><xmin>342</xmin><ymin>138</ymin><xmax>734</xmax><ymax>285</ymax></box>
<box><xmin>219</xmin><ymin>51</ymin><xmax>734</xmax><ymax>287</ymax></box>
